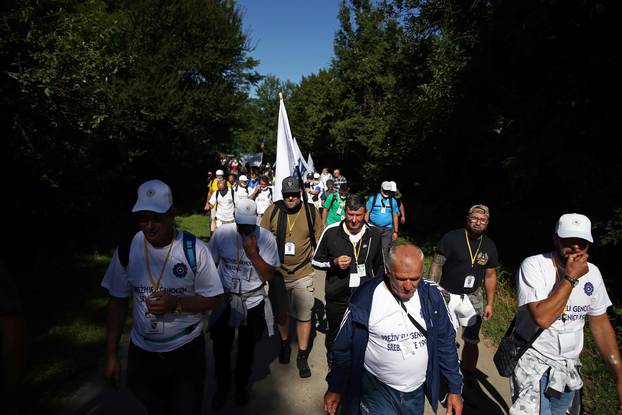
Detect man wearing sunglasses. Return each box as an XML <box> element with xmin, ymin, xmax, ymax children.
<box><xmin>428</xmin><ymin>204</ymin><xmax>499</xmax><ymax>383</ymax></box>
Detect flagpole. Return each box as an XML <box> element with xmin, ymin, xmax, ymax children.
<box><xmin>276</xmin><ymin>91</ymin><xmax>316</xmax><ymax>249</ymax></box>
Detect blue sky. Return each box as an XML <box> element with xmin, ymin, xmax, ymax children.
<box><xmin>237</xmin><ymin>0</ymin><xmax>341</xmax><ymax>84</ymax></box>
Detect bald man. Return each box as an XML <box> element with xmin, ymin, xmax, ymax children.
<box><xmin>324</xmin><ymin>243</ymin><xmax>463</xmax><ymax>415</ymax></box>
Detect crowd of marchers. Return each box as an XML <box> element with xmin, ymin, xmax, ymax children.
<box><xmin>98</xmin><ymin>168</ymin><xmax>622</xmax><ymax>415</ymax></box>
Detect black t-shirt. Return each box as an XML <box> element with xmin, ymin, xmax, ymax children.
<box><xmin>436</xmin><ymin>228</ymin><xmax>499</xmax><ymax>294</ymax></box>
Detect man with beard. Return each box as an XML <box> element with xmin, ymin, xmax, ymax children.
<box><xmin>428</xmin><ymin>204</ymin><xmax>498</xmax><ymax>379</ymax></box>
<box><xmin>208</xmin><ymin>199</ymin><xmax>280</xmax><ymax>409</ymax></box>
<box><xmin>261</xmin><ymin>177</ymin><xmax>323</xmax><ymax>378</ymax></box>
<box><xmin>312</xmin><ymin>194</ymin><xmax>384</xmax><ymax>353</ymax></box>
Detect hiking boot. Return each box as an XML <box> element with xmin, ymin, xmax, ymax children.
<box><xmin>279</xmin><ymin>341</ymin><xmax>291</xmax><ymax>364</ymax></box>
<box><xmin>234</xmin><ymin>388</ymin><xmax>250</xmax><ymax>406</ymax></box>
<box><xmin>297</xmin><ymin>354</ymin><xmax>311</xmax><ymax>378</ymax></box>
<box><xmin>211</xmin><ymin>390</ymin><xmax>228</xmax><ymax>411</ymax></box>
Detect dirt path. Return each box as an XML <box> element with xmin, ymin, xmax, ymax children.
<box><xmin>59</xmin><ymin>273</ymin><xmax>511</xmax><ymax>415</ymax></box>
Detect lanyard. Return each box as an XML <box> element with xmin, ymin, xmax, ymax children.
<box><xmin>464</xmin><ymin>229</ymin><xmax>483</xmax><ymax>269</ymax></box>
<box><xmin>384</xmin><ymin>277</ymin><xmax>428</xmax><ymax>338</ymax></box>
<box><xmin>144</xmin><ymin>232</ymin><xmax>175</xmax><ymax>292</ymax></box>
<box><xmin>351</xmin><ymin>239</ymin><xmax>362</xmax><ymax>265</ymax></box>
<box><xmin>552</xmin><ymin>255</ymin><xmax>568</xmax><ymax>323</ymax></box>
<box><xmin>287</xmin><ymin>210</ymin><xmax>302</xmax><ymax>236</ymax></box>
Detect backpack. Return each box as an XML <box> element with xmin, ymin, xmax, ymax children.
<box><xmin>269</xmin><ymin>200</ymin><xmax>317</xmax><ymax>228</ymax></box>
<box><xmin>370</xmin><ymin>193</ymin><xmax>395</xmax><ymax>215</ymax></box>
<box><xmin>118</xmin><ymin>231</ymin><xmax>197</xmax><ymax>274</ymax></box>
<box><xmin>215</xmin><ymin>188</ymin><xmax>235</xmax><ymax>208</ymax></box>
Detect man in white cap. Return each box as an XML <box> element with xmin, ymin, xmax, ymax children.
<box><xmin>429</xmin><ymin>204</ymin><xmax>498</xmax><ymax>386</ymax></box>
<box><xmin>365</xmin><ymin>181</ymin><xmax>400</xmax><ymax>260</ymax></box>
<box><xmin>205</xmin><ymin>169</ymin><xmax>230</xmax><ymax>232</ymax></box>
<box><xmin>510</xmin><ymin>213</ymin><xmax>622</xmax><ymax>414</ymax></box>
<box><xmin>306</xmin><ymin>172</ymin><xmax>323</xmax><ymax>211</ymax></box>
<box><xmin>208</xmin><ymin>179</ymin><xmax>237</xmax><ymax>230</ymax></box>
<box><xmin>207</xmin><ymin>199</ymin><xmax>280</xmax><ymax>409</ymax></box>
<box><xmin>102</xmin><ymin>179</ymin><xmax>224</xmax><ymax>415</ymax></box>
<box><xmin>235</xmin><ymin>175</ymin><xmax>252</xmax><ymax>200</ymax></box>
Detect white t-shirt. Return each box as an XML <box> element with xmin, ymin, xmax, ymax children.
<box><xmin>254</xmin><ymin>187</ymin><xmax>273</xmax><ymax>215</ymax></box>
<box><xmin>235</xmin><ymin>185</ymin><xmax>252</xmax><ymax>200</ymax></box>
<box><xmin>101</xmin><ymin>231</ymin><xmax>224</xmax><ymax>353</ymax></box>
<box><xmin>209</xmin><ymin>188</ymin><xmax>237</xmax><ymax>221</ymax></box>
<box><xmin>364</xmin><ymin>283</ymin><xmax>428</xmax><ymax>392</ymax></box>
<box><xmin>208</xmin><ymin>224</ymin><xmax>280</xmax><ymax>309</ymax></box>
<box><xmin>515</xmin><ymin>252</ymin><xmax>612</xmax><ymax>360</ymax></box>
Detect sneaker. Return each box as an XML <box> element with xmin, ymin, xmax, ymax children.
<box><xmin>234</xmin><ymin>388</ymin><xmax>250</xmax><ymax>406</ymax></box>
<box><xmin>279</xmin><ymin>341</ymin><xmax>291</xmax><ymax>364</ymax></box>
<box><xmin>297</xmin><ymin>354</ymin><xmax>311</xmax><ymax>378</ymax></box>
<box><xmin>211</xmin><ymin>390</ymin><xmax>228</xmax><ymax>411</ymax></box>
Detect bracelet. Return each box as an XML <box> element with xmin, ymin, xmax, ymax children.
<box><xmin>564</xmin><ymin>274</ymin><xmax>579</xmax><ymax>288</ymax></box>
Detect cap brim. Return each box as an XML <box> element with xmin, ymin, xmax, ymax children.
<box><xmin>556</xmin><ymin>230</ymin><xmax>593</xmax><ymax>243</ymax></box>
<box><xmin>235</xmin><ymin>215</ymin><xmax>256</xmax><ymax>225</ymax></box>
<box><xmin>131</xmin><ymin>201</ymin><xmax>170</xmax><ymax>213</ymax></box>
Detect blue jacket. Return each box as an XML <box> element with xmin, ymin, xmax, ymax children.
<box><xmin>326</xmin><ymin>276</ymin><xmax>462</xmax><ymax>414</ymax></box>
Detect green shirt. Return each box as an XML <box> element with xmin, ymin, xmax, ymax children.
<box><xmin>323</xmin><ymin>193</ymin><xmax>346</xmax><ymax>225</ymax></box>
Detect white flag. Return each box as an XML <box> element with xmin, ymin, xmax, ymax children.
<box><xmin>307</xmin><ymin>153</ymin><xmax>315</xmax><ymax>174</ymax></box>
<box><xmin>274</xmin><ymin>98</ymin><xmax>297</xmax><ymax>202</ymax></box>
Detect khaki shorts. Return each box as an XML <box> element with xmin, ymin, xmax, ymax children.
<box><xmin>284</xmin><ymin>273</ymin><xmax>315</xmax><ymax>322</ymax></box>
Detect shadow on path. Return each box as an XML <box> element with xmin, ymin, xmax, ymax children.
<box><xmin>461</xmin><ymin>370</ymin><xmax>509</xmax><ymax>415</ymax></box>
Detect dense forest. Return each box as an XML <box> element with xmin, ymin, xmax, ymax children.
<box><xmin>2</xmin><ymin>0</ymin><xmax>621</xmax><ymax>298</ymax></box>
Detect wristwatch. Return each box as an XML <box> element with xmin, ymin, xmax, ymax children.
<box><xmin>174</xmin><ymin>296</ymin><xmax>183</xmax><ymax>314</ymax></box>
<box><xmin>564</xmin><ymin>274</ymin><xmax>579</xmax><ymax>288</ymax></box>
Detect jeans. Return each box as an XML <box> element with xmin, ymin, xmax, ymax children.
<box><xmin>360</xmin><ymin>369</ymin><xmax>425</xmax><ymax>415</ymax></box>
<box><xmin>126</xmin><ymin>334</ymin><xmax>206</xmax><ymax>415</ymax></box>
<box><xmin>539</xmin><ymin>370</ymin><xmax>576</xmax><ymax>415</ymax></box>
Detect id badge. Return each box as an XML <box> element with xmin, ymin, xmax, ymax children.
<box><xmin>145</xmin><ymin>317</ymin><xmax>164</xmax><ymax>335</ymax></box>
<box><xmin>399</xmin><ymin>337</ymin><xmax>415</xmax><ymax>359</ymax></box>
<box><xmin>336</xmin><ymin>207</ymin><xmax>342</xmax><ymax>215</ymax></box>
<box><xmin>380</xmin><ymin>207</ymin><xmax>386</xmax><ymax>214</ymax></box>
<box><xmin>357</xmin><ymin>264</ymin><xmax>366</xmax><ymax>278</ymax></box>
<box><xmin>558</xmin><ymin>332</ymin><xmax>576</xmax><ymax>354</ymax></box>
<box><xmin>232</xmin><ymin>278</ymin><xmax>241</xmax><ymax>293</ymax></box>
<box><xmin>284</xmin><ymin>241</ymin><xmax>296</xmax><ymax>256</ymax></box>
<box><xmin>464</xmin><ymin>275</ymin><xmax>475</xmax><ymax>288</ymax></box>
<box><xmin>349</xmin><ymin>273</ymin><xmax>360</xmax><ymax>287</ymax></box>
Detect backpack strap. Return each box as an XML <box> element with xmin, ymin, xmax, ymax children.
<box><xmin>182</xmin><ymin>231</ymin><xmax>197</xmax><ymax>274</ymax></box>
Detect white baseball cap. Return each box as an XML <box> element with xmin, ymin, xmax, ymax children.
<box><xmin>235</xmin><ymin>198</ymin><xmax>257</xmax><ymax>225</ymax></box>
<box><xmin>132</xmin><ymin>179</ymin><xmax>173</xmax><ymax>213</ymax></box>
<box><xmin>381</xmin><ymin>181</ymin><xmax>397</xmax><ymax>192</ymax></box>
<box><xmin>313</xmin><ymin>172</ymin><xmax>320</xmax><ymax>179</ymax></box>
<box><xmin>239</xmin><ymin>175</ymin><xmax>248</xmax><ymax>182</ymax></box>
<box><xmin>555</xmin><ymin>213</ymin><xmax>593</xmax><ymax>243</ymax></box>
<box><xmin>215</xmin><ymin>169</ymin><xmax>224</xmax><ymax>176</ymax></box>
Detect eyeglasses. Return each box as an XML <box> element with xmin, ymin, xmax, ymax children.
<box><xmin>468</xmin><ymin>216</ymin><xmax>489</xmax><ymax>224</ymax></box>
